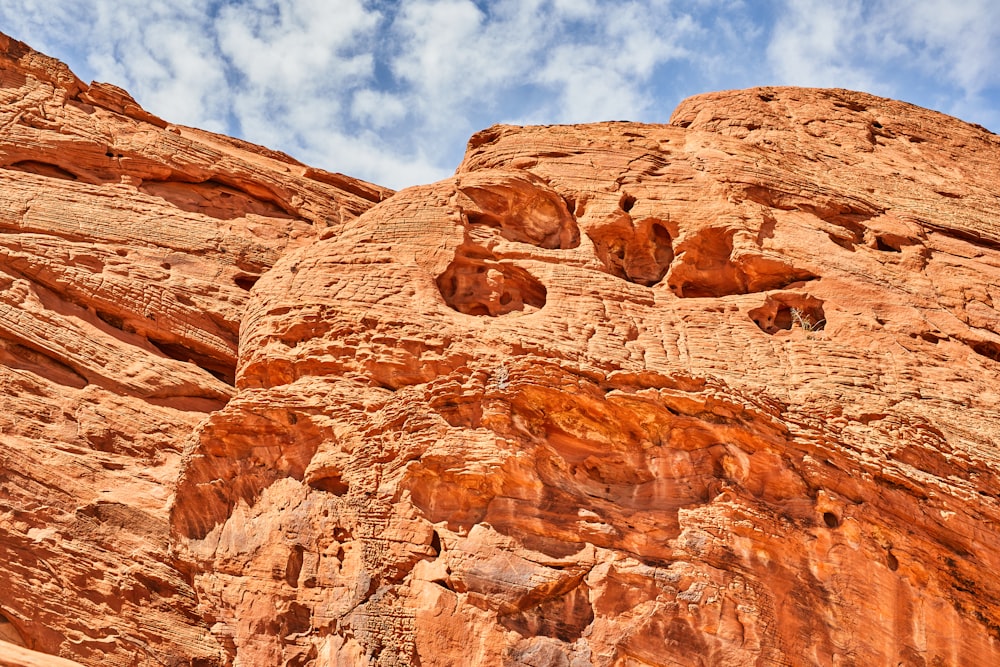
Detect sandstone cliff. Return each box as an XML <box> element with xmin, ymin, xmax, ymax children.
<box><xmin>2</xmin><ymin>32</ymin><xmax>1000</xmax><ymax>667</ymax></box>
<box><xmin>0</xmin><ymin>31</ymin><xmax>388</xmax><ymax>666</ymax></box>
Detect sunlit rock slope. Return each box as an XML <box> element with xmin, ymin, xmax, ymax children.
<box><xmin>3</xmin><ymin>31</ymin><xmax>1000</xmax><ymax>667</ymax></box>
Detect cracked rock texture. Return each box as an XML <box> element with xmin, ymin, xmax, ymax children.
<box><xmin>3</xmin><ymin>32</ymin><xmax>1000</xmax><ymax>667</ymax></box>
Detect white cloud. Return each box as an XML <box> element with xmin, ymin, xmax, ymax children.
<box><xmin>215</xmin><ymin>0</ymin><xmax>379</xmax><ymax>93</ymax></box>
<box><xmin>214</xmin><ymin>0</ymin><xmax>382</xmax><ymax>146</ymax></box>
<box><xmin>0</xmin><ymin>0</ymin><xmax>724</xmax><ymax>188</ymax></box>
<box><xmin>2</xmin><ymin>0</ymin><xmax>998</xmax><ymax>190</ymax></box>
<box><xmin>534</xmin><ymin>1</ymin><xmax>695</xmax><ymax>122</ymax></box>
<box><xmin>388</xmin><ymin>0</ymin><xmax>701</xmax><ymax>144</ymax></box>
<box><xmin>551</xmin><ymin>0</ymin><xmax>601</xmax><ymax>20</ymax></box>
<box><xmin>389</xmin><ymin>0</ymin><xmax>545</xmax><ymax>127</ymax></box>
<box><xmin>122</xmin><ymin>23</ymin><xmax>229</xmax><ymax>130</ymax></box>
<box><xmin>767</xmin><ymin>0</ymin><xmax>1000</xmax><ymax>128</ymax></box>
<box><xmin>296</xmin><ymin>128</ymin><xmax>452</xmax><ymax>192</ymax></box>
<box><xmin>766</xmin><ymin>0</ymin><xmax>879</xmax><ymax>91</ymax></box>
<box><xmin>351</xmin><ymin>89</ymin><xmax>408</xmax><ymax>129</ymax></box>
<box><xmin>896</xmin><ymin>0</ymin><xmax>1000</xmax><ymax>94</ymax></box>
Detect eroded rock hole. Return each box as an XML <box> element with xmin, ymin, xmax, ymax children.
<box><xmin>282</xmin><ymin>602</ymin><xmax>312</xmax><ymax>635</ymax></box>
<box><xmin>589</xmin><ymin>218</ymin><xmax>674</xmax><ymax>286</ymax></box>
<box><xmin>139</xmin><ymin>178</ymin><xmax>295</xmax><ymax>220</ymax></box>
<box><xmin>430</xmin><ymin>530</ymin><xmax>442</xmax><ymax>557</ymax></box>
<box><xmin>651</xmin><ymin>224</ymin><xmax>674</xmax><ymax>269</ymax></box>
<box><xmin>669</xmin><ymin>227</ymin><xmax>820</xmax><ymax>298</ymax></box>
<box><xmin>749</xmin><ymin>295</ymin><xmax>826</xmax><ymax>335</ymax></box>
<box><xmin>887</xmin><ymin>550</ymin><xmax>899</xmax><ymax>571</ymax></box>
<box><xmin>437</xmin><ymin>256</ymin><xmax>546</xmax><ymax>316</ymax></box>
<box><xmin>914</xmin><ymin>332</ymin><xmax>944</xmax><ymax>344</ymax></box>
<box><xmin>620</xmin><ymin>193</ymin><xmax>636</xmax><ymax>212</ymax></box>
<box><xmin>432</xmin><ymin>579</ymin><xmax>456</xmax><ymax>593</ymax></box>
<box><xmin>561</xmin><ymin>194</ymin><xmax>577</xmax><ymax>216</ymax></box>
<box><xmin>96</xmin><ymin>309</ymin><xmax>127</xmax><ymax>332</ymax></box>
<box><xmin>148</xmin><ymin>339</ymin><xmax>237</xmax><ymax>386</ymax></box>
<box><xmin>458</xmin><ymin>179</ymin><xmax>581</xmax><ymax>249</ymax></box>
<box><xmin>971</xmin><ymin>340</ymin><xmax>1000</xmax><ymax>363</ymax></box>
<box><xmin>0</xmin><ymin>338</ymin><xmax>88</xmax><ymax>390</ymax></box>
<box><xmin>499</xmin><ymin>583</ymin><xmax>594</xmax><ymax>642</ymax></box>
<box><xmin>667</xmin><ymin>228</ymin><xmax>740</xmax><ymax>297</ymax></box>
<box><xmin>465</xmin><ymin>210</ymin><xmax>502</xmax><ymax>229</ymax></box>
<box><xmin>6</xmin><ymin>160</ymin><xmax>78</xmax><ymax>181</ymax></box>
<box><xmin>309</xmin><ymin>472</ymin><xmax>349</xmax><ymax>495</ymax></box>
<box><xmin>823</xmin><ymin>512</ymin><xmax>840</xmax><ymax>528</ymax></box>
<box><xmin>285</xmin><ymin>545</ymin><xmax>304</xmax><ymax>588</ymax></box>
<box><xmin>875</xmin><ymin>236</ymin><xmax>901</xmax><ymax>252</ymax></box>
<box><xmin>828</xmin><ymin>232</ymin><xmax>856</xmax><ymax>250</ymax></box>
<box><xmin>833</xmin><ymin>98</ymin><xmax>868</xmax><ymax>112</ymax></box>
<box><xmin>0</xmin><ymin>612</ymin><xmax>26</xmax><ymax>647</ymax></box>
<box><xmin>234</xmin><ymin>273</ymin><xmax>260</xmax><ymax>291</ymax></box>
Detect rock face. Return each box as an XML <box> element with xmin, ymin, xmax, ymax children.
<box><xmin>2</xmin><ymin>33</ymin><xmax>1000</xmax><ymax>667</ymax></box>
<box><xmin>0</xmin><ymin>32</ymin><xmax>388</xmax><ymax>666</ymax></box>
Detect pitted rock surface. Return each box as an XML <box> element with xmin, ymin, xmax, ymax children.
<box><xmin>3</xmin><ymin>32</ymin><xmax>1000</xmax><ymax>667</ymax></box>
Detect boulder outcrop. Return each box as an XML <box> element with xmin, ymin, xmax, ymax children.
<box><xmin>2</xmin><ymin>32</ymin><xmax>1000</xmax><ymax>667</ymax></box>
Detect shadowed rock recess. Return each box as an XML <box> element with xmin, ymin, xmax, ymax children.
<box><xmin>2</xmin><ymin>33</ymin><xmax>1000</xmax><ymax>667</ymax></box>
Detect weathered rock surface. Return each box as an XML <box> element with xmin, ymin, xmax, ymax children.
<box><xmin>0</xmin><ymin>643</ymin><xmax>85</xmax><ymax>667</ymax></box>
<box><xmin>0</xmin><ymin>32</ymin><xmax>389</xmax><ymax>666</ymax></box>
<box><xmin>2</xmin><ymin>32</ymin><xmax>1000</xmax><ymax>667</ymax></box>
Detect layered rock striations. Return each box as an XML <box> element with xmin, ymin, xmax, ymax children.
<box><xmin>0</xmin><ymin>32</ymin><xmax>388</xmax><ymax>666</ymax></box>
<box><xmin>2</xmin><ymin>32</ymin><xmax>1000</xmax><ymax>667</ymax></box>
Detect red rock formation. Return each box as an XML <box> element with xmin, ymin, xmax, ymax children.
<box><xmin>0</xmin><ymin>643</ymin><xmax>85</xmax><ymax>667</ymax></box>
<box><xmin>3</xmin><ymin>32</ymin><xmax>1000</xmax><ymax>667</ymax></box>
<box><xmin>0</xmin><ymin>32</ymin><xmax>389</xmax><ymax>666</ymax></box>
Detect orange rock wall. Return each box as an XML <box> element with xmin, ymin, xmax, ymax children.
<box><xmin>2</xmin><ymin>33</ymin><xmax>1000</xmax><ymax>667</ymax></box>
<box><xmin>0</xmin><ymin>32</ymin><xmax>388</xmax><ymax>666</ymax></box>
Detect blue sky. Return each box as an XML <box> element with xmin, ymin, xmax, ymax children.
<box><xmin>3</xmin><ymin>0</ymin><xmax>999</xmax><ymax>189</ymax></box>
